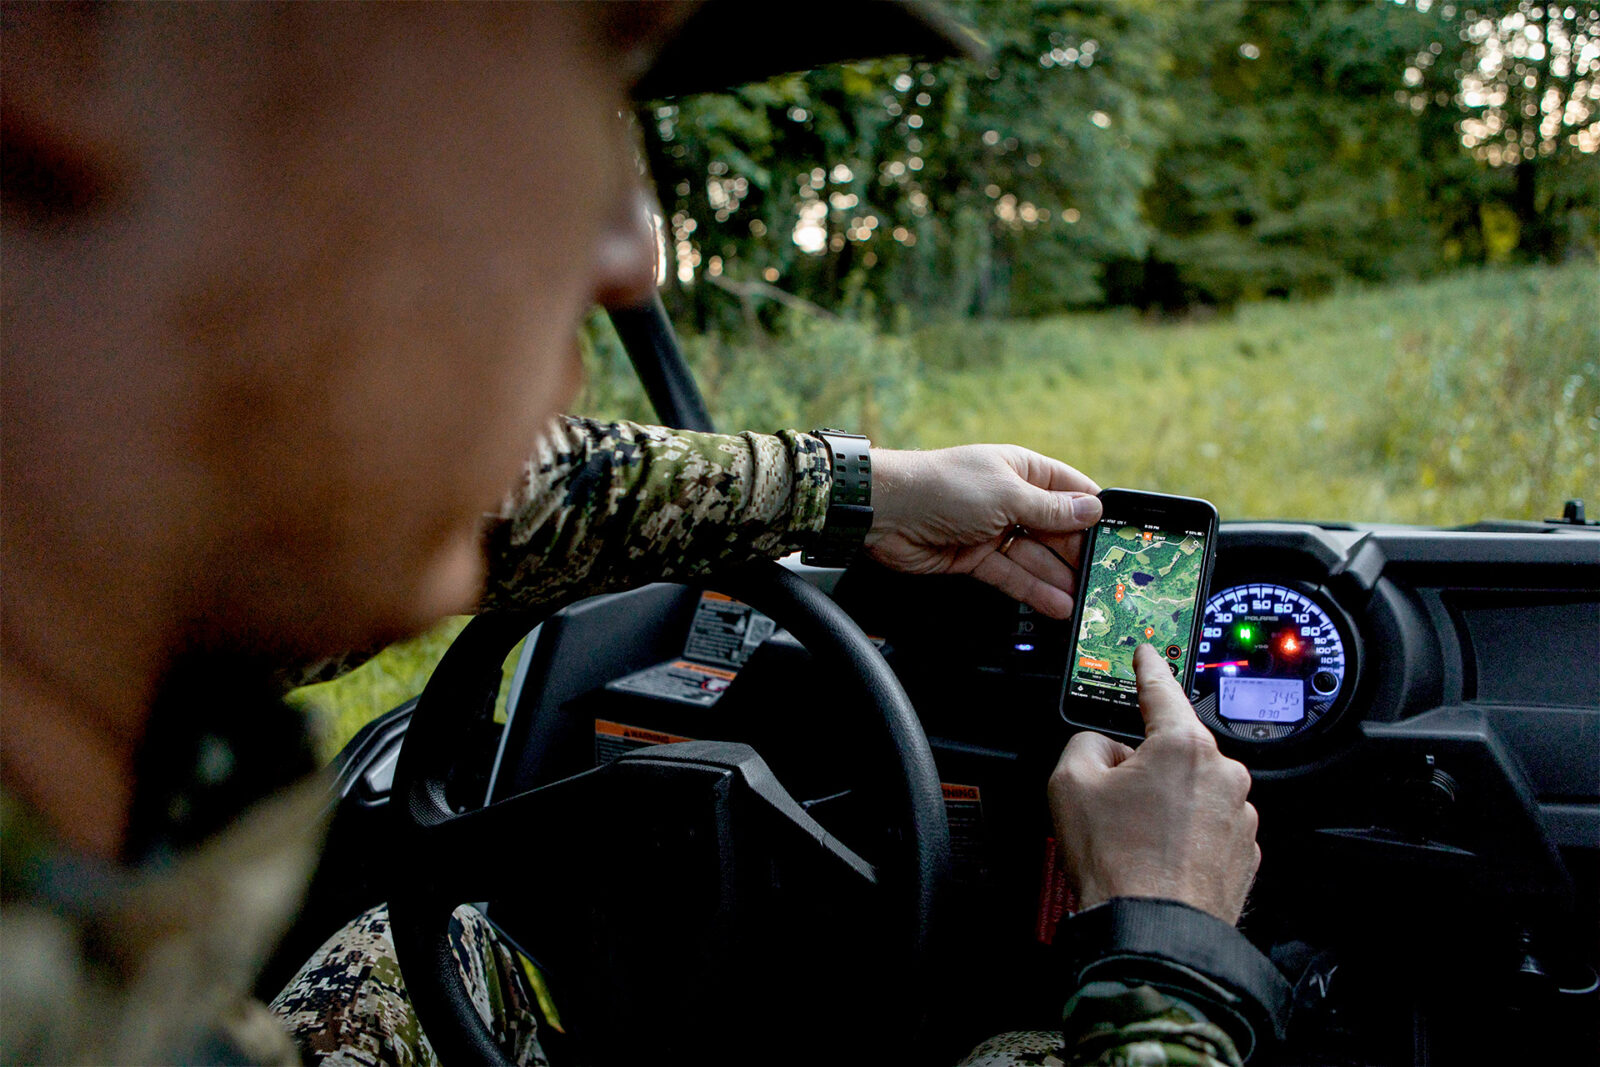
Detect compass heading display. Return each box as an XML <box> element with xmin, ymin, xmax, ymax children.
<box><xmin>1219</xmin><ymin>675</ymin><xmax>1305</xmax><ymax>723</ymax></box>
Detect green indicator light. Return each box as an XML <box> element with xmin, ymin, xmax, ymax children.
<box><xmin>1237</xmin><ymin>624</ymin><xmax>1254</xmax><ymax>644</ymax></box>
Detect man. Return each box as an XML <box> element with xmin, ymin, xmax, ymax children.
<box><xmin>1</xmin><ymin>3</ymin><xmax>1280</xmax><ymax>1065</ymax></box>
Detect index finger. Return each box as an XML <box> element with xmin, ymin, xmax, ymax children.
<box><xmin>1133</xmin><ymin>643</ymin><xmax>1209</xmax><ymax>739</ymax></box>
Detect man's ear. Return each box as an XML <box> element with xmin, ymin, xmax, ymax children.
<box><xmin>1</xmin><ymin>1</ymin><xmax>127</xmax><ymax>224</ymax></box>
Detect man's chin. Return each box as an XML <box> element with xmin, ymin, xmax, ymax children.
<box><xmin>402</xmin><ymin>532</ymin><xmax>489</xmax><ymax>629</ymax></box>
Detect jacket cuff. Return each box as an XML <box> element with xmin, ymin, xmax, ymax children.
<box><xmin>1059</xmin><ymin>897</ymin><xmax>1290</xmax><ymax>1061</ymax></box>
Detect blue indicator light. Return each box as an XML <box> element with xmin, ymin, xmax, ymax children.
<box><xmin>1222</xmin><ymin>664</ymin><xmax>1239</xmax><ymax>675</ymax></box>
<box><xmin>1013</xmin><ymin>642</ymin><xmax>1035</xmax><ymax>652</ymax></box>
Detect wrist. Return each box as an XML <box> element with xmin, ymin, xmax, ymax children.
<box><xmin>859</xmin><ymin>447</ymin><xmax>920</xmax><ymax>548</ymax></box>
<box><xmin>1076</xmin><ymin>876</ymin><xmax>1240</xmax><ymax>926</ymax></box>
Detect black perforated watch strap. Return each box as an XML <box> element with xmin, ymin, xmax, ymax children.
<box><xmin>802</xmin><ymin>429</ymin><xmax>872</xmax><ymax>568</ymax></box>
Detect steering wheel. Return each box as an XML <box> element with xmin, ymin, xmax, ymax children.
<box><xmin>388</xmin><ymin>560</ymin><xmax>951</xmax><ymax>1065</ymax></box>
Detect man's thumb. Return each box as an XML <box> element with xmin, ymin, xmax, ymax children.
<box><xmin>1015</xmin><ymin>486</ymin><xmax>1101</xmax><ymax>535</ymax></box>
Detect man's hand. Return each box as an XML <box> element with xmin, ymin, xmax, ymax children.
<box><xmin>865</xmin><ymin>445</ymin><xmax>1101</xmax><ymax>619</ymax></box>
<box><xmin>1048</xmin><ymin>644</ymin><xmax>1260</xmax><ymax>924</ymax></box>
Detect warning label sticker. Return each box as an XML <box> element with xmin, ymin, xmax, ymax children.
<box><xmin>593</xmin><ymin>718</ymin><xmax>695</xmax><ymax>767</ymax></box>
<box><xmin>941</xmin><ymin>783</ymin><xmax>989</xmax><ymax>885</ymax></box>
<box><xmin>1034</xmin><ymin>835</ymin><xmax>1079</xmax><ymax>945</ymax></box>
<box><xmin>683</xmin><ymin>592</ymin><xmax>777</xmax><ymax>669</ymax></box>
<box><xmin>606</xmin><ymin>659</ymin><xmax>737</xmax><ymax>708</ymax></box>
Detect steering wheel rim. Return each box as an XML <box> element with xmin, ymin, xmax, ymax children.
<box><xmin>389</xmin><ymin>559</ymin><xmax>951</xmax><ymax>1065</ymax></box>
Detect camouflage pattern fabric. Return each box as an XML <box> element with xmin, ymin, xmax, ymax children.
<box><xmin>960</xmin><ymin>980</ymin><xmax>1241</xmax><ymax>1067</ymax></box>
<box><xmin>477</xmin><ymin>416</ymin><xmax>832</xmax><ymax>613</ymax></box>
<box><xmin>960</xmin><ymin>1028</ymin><xmax>1069</xmax><ymax>1065</ymax></box>
<box><xmin>1059</xmin><ymin>980</ymin><xmax>1241</xmax><ymax>1067</ymax></box>
<box><xmin>271</xmin><ymin>904</ymin><xmax>546</xmax><ymax>1067</ymax></box>
<box><xmin>0</xmin><ymin>781</ymin><xmax>327</xmax><ymax>1066</ymax></box>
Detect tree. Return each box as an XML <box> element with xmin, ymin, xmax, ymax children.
<box><xmin>638</xmin><ymin>1</ymin><xmax>1598</xmax><ymax>323</ymax></box>
<box><xmin>641</xmin><ymin>2</ymin><xmax>1178</xmax><ymax>323</ymax></box>
<box><xmin>1443</xmin><ymin>1</ymin><xmax>1600</xmax><ymax>258</ymax></box>
<box><xmin>1125</xmin><ymin>1</ymin><xmax>1480</xmax><ymax>306</ymax></box>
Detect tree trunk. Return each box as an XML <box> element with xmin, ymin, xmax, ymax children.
<box><xmin>1512</xmin><ymin>156</ymin><xmax>1548</xmax><ymax>262</ymax></box>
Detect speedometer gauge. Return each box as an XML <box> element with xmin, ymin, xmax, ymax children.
<box><xmin>1190</xmin><ymin>582</ymin><xmax>1354</xmax><ymax>743</ymax></box>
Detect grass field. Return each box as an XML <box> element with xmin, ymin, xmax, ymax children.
<box><xmin>293</xmin><ymin>261</ymin><xmax>1598</xmax><ymax>760</ymax></box>
<box><xmin>902</xmin><ymin>262</ymin><xmax>1597</xmax><ymax>524</ymax></box>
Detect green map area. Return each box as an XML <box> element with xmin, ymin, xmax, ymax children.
<box><xmin>1074</xmin><ymin>526</ymin><xmax>1205</xmax><ymax>685</ymax></box>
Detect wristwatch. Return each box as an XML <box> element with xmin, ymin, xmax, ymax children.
<box><xmin>801</xmin><ymin>428</ymin><xmax>873</xmax><ymax>567</ymax></box>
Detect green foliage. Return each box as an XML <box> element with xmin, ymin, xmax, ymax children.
<box><xmin>682</xmin><ymin>314</ymin><xmax>919</xmax><ymax>442</ymax></box>
<box><xmin>647</xmin><ymin>1</ymin><xmax>1181</xmax><ymax>321</ymax></box>
<box><xmin>287</xmin><ymin>618</ymin><xmax>524</xmax><ymax>764</ymax></box>
<box><xmin>1135</xmin><ymin>0</ymin><xmax>1472</xmax><ymax>304</ymax></box>
<box><xmin>299</xmin><ymin>262</ymin><xmax>1596</xmax><ymax>762</ymax></box>
<box><xmin>642</xmin><ymin>1</ymin><xmax>1598</xmax><ymax>317</ymax></box>
<box><xmin>573</xmin><ymin>310</ymin><xmax>657</xmax><ymax>426</ymax></box>
<box><xmin>577</xmin><ymin>307</ymin><xmax>918</xmax><ymax>442</ymax></box>
<box><xmin>1447</xmin><ymin>1</ymin><xmax>1600</xmax><ymax>261</ymax></box>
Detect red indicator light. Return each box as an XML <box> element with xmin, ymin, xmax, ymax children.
<box><xmin>1281</xmin><ymin>635</ymin><xmax>1300</xmax><ymax>654</ymax></box>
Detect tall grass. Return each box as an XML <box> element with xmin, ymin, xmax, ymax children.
<box><xmin>296</xmin><ymin>262</ymin><xmax>1598</xmax><ymax>759</ymax></box>
<box><xmin>900</xmin><ymin>262</ymin><xmax>1597</xmax><ymax>523</ymax></box>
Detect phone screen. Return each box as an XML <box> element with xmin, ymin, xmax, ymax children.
<box><xmin>1067</xmin><ymin>517</ymin><xmax>1208</xmax><ymax>707</ymax></box>
<box><xmin>1061</xmin><ymin>491</ymin><xmax>1216</xmax><ymax>736</ymax></box>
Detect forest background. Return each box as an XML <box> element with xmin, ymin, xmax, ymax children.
<box><xmin>641</xmin><ymin>0</ymin><xmax>1597</xmax><ymax>321</ymax></box>
<box><xmin>294</xmin><ymin>0</ymin><xmax>1599</xmax><ymax>756</ymax></box>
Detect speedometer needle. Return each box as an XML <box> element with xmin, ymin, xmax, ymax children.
<box><xmin>1196</xmin><ymin>661</ymin><xmax>1248</xmax><ymax>670</ymax></box>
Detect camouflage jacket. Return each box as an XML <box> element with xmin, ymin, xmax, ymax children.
<box><xmin>0</xmin><ymin>418</ymin><xmax>1245</xmax><ymax>1066</ymax></box>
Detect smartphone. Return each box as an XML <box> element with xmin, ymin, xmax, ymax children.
<box><xmin>1059</xmin><ymin>488</ymin><xmax>1219</xmax><ymax>741</ymax></box>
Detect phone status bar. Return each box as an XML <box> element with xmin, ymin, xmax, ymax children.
<box><xmin>1099</xmin><ymin>516</ymin><xmax>1206</xmax><ymax>538</ymax></box>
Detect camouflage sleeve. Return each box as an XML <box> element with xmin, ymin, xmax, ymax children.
<box><xmin>1059</xmin><ymin>981</ymin><xmax>1242</xmax><ymax>1066</ymax></box>
<box><xmin>957</xmin><ymin>982</ymin><xmax>1241</xmax><ymax>1067</ymax></box>
<box><xmin>477</xmin><ymin>415</ymin><xmax>833</xmax><ymax>612</ymax></box>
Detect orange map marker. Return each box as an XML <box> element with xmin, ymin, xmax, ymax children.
<box><xmin>1114</xmin><ymin>583</ymin><xmax>1125</xmax><ymax>603</ymax></box>
<box><xmin>1145</xmin><ymin>627</ymin><xmax>1155</xmax><ymax>639</ymax></box>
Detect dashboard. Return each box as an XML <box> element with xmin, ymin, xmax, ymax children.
<box><xmin>484</xmin><ymin>519</ymin><xmax>1599</xmax><ymax>1064</ymax></box>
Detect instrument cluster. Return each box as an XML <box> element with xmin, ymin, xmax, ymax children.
<box><xmin>1190</xmin><ymin>581</ymin><xmax>1361</xmax><ymax>745</ymax></box>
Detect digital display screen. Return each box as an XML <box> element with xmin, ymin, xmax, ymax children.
<box><xmin>1066</xmin><ymin>518</ymin><xmax>1208</xmax><ymax>710</ymax></box>
<box><xmin>1219</xmin><ymin>675</ymin><xmax>1305</xmax><ymax>723</ymax></box>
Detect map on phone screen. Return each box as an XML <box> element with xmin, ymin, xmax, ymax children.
<box><xmin>1073</xmin><ymin>520</ymin><xmax>1206</xmax><ymax>696</ymax></box>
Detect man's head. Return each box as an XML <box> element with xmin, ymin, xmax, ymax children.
<box><xmin>3</xmin><ymin>3</ymin><xmax>685</xmax><ymax>851</ymax></box>
<box><xmin>1</xmin><ymin>1</ymin><xmax>973</xmax><ymax>852</ymax></box>
<box><xmin>4</xmin><ymin>4</ymin><xmax>671</xmax><ymax>682</ymax></box>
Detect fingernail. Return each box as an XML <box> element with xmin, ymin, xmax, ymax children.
<box><xmin>1072</xmin><ymin>496</ymin><xmax>1102</xmax><ymax>523</ymax></box>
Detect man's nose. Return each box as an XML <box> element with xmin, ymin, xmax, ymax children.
<box><xmin>593</xmin><ymin>184</ymin><xmax>661</xmax><ymax>310</ymax></box>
